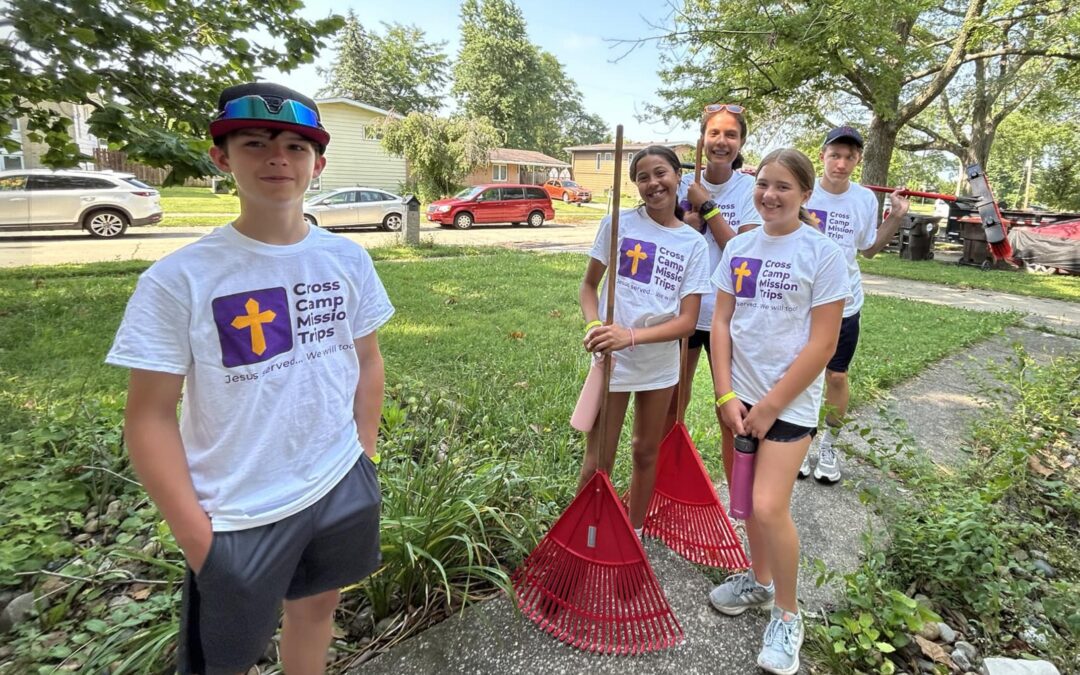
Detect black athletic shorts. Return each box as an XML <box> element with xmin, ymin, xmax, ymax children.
<box><xmin>687</xmin><ymin>328</ymin><xmax>711</xmax><ymax>353</ymax></box>
<box><xmin>826</xmin><ymin>312</ymin><xmax>861</xmax><ymax>373</ymax></box>
<box><xmin>177</xmin><ymin>455</ymin><xmax>381</xmax><ymax>674</ymax></box>
<box><xmin>739</xmin><ymin>401</ymin><xmax>817</xmax><ymax>442</ymax></box>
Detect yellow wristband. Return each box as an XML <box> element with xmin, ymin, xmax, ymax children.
<box><xmin>702</xmin><ymin>207</ymin><xmax>721</xmax><ymax>221</ymax></box>
<box><xmin>716</xmin><ymin>391</ymin><xmax>737</xmax><ymax>407</ymax></box>
<box><xmin>369</xmin><ymin>452</ymin><xmax>381</xmax><ymax>466</ymax></box>
<box><xmin>585</xmin><ymin>320</ymin><xmax>602</xmax><ymax>332</ymax></box>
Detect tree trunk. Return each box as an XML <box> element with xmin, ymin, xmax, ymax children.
<box><xmin>862</xmin><ymin>115</ymin><xmax>900</xmax><ymax>202</ymax></box>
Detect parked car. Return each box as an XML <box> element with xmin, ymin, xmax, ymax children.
<box><xmin>426</xmin><ymin>184</ymin><xmax>554</xmax><ymax>229</ymax></box>
<box><xmin>303</xmin><ymin>187</ymin><xmax>405</xmax><ymax>231</ymax></box>
<box><xmin>0</xmin><ymin>169</ymin><xmax>162</xmax><ymax>238</ymax></box>
<box><xmin>543</xmin><ymin>179</ymin><xmax>591</xmax><ymax>203</ymax></box>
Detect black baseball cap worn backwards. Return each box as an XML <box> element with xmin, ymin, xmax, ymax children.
<box><xmin>210</xmin><ymin>82</ymin><xmax>330</xmax><ymax>148</ymax></box>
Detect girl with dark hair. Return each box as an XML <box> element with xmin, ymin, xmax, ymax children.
<box><xmin>578</xmin><ymin>145</ymin><xmax>712</xmax><ymax>535</ymax></box>
<box><xmin>707</xmin><ymin>148</ymin><xmax>849</xmax><ymax>674</ymax></box>
<box><xmin>667</xmin><ymin>104</ymin><xmax>763</xmax><ymax>434</ymax></box>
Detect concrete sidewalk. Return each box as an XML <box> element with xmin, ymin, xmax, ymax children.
<box><xmin>861</xmin><ymin>273</ymin><xmax>1079</xmax><ymax>333</ymax></box>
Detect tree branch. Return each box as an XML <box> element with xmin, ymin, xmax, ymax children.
<box><xmin>904</xmin><ymin>47</ymin><xmax>1080</xmax><ymax>83</ymax></box>
<box><xmin>899</xmin><ymin>0</ymin><xmax>987</xmax><ymax>123</ymax></box>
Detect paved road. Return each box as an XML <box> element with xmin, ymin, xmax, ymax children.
<box><xmin>0</xmin><ymin>221</ymin><xmax>598</xmax><ymax>268</ymax></box>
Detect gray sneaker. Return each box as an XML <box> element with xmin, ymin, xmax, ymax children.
<box><xmin>757</xmin><ymin>606</ymin><xmax>805</xmax><ymax>675</ymax></box>
<box><xmin>798</xmin><ymin>451</ymin><xmax>812</xmax><ymax>479</ymax></box>
<box><xmin>814</xmin><ymin>440</ymin><xmax>841</xmax><ymax>483</ymax></box>
<box><xmin>708</xmin><ymin>569</ymin><xmax>775</xmax><ymax>616</ymax></box>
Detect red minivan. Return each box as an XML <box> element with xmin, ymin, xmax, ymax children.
<box><xmin>426</xmin><ymin>184</ymin><xmax>555</xmax><ymax>229</ymax></box>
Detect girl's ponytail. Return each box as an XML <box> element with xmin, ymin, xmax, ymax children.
<box><xmin>798</xmin><ymin>205</ymin><xmax>813</xmax><ymax>225</ymax></box>
<box><xmin>732</xmin><ymin>152</ymin><xmax>744</xmax><ymax>171</ymax></box>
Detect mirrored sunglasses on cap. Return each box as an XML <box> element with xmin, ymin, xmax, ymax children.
<box><xmin>703</xmin><ymin>103</ymin><xmax>745</xmax><ymax>115</ymax></box>
<box><xmin>217</xmin><ymin>94</ymin><xmax>321</xmax><ymax>128</ymax></box>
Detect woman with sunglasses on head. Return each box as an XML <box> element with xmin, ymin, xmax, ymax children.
<box><xmin>666</xmin><ymin>104</ymin><xmax>763</xmax><ymax>438</ymax></box>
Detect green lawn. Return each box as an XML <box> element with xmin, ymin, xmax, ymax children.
<box><xmin>551</xmin><ymin>199</ymin><xmax>604</xmax><ymax>224</ymax></box>
<box><xmin>0</xmin><ymin>250</ymin><xmax>1019</xmax><ymax>670</ymax></box>
<box><xmin>158</xmin><ymin>186</ymin><xmax>239</xmax><ymax>214</ymax></box>
<box><xmin>859</xmin><ymin>252</ymin><xmax>1080</xmax><ymax>303</ymax></box>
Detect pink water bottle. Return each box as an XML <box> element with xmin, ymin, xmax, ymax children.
<box><xmin>730</xmin><ymin>435</ymin><xmax>757</xmax><ymax>519</ymax></box>
<box><xmin>570</xmin><ymin>354</ymin><xmax>612</xmax><ymax>432</ymax></box>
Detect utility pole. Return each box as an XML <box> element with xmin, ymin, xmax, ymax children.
<box><xmin>1022</xmin><ymin>157</ymin><xmax>1034</xmax><ymax>210</ymax></box>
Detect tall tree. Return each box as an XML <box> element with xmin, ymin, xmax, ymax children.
<box><xmin>647</xmin><ymin>0</ymin><xmax>1080</xmax><ymax>193</ymax></box>
<box><xmin>380</xmin><ymin>112</ymin><xmax>501</xmax><ymax>199</ymax></box>
<box><xmin>0</xmin><ymin>0</ymin><xmax>342</xmax><ymax>184</ymax></box>
<box><xmin>318</xmin><ymin>12</ymin><xmax>449</xmax><ymax>114</ymax></box>
<box><xmin>452</xmin><ymin>0</ymin><xmax>608</xmax><ymax>157</ymax></box>
<box><xmin>899</xmin><ymin>6</ymin><xmax>1079</xmax><ymax>175</ymax></box>
<box><xmin>452</xmin><ymin>0</ymin><xmax>543</xmax><ymax>149</ymax></box>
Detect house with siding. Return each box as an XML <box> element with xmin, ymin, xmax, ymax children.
<box><xmin>313</xmin><ymin>98</ymin><xmax>407</xmax><ymax>193</ymax></box>
<box><xmin>3</xmin><ymin>101</ymin><xmax>100</xmax><ymax>171</ymax></box>
<box><xmin>565</xmin><ymin>141</ymin><xmax>695</xmax><ymax>196</ymax></box>
<box><xmin>462</xmin><ymin>148</ymin><xmax>570</xmax><ymax>187</ymax></box>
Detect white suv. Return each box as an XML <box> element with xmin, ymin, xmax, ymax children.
<box><xmin>0</xmin><ymin>169</ymin><xmax>163</xmax><ymax>238</ymax></box>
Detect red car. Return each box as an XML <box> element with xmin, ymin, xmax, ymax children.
<box><xmin>543</xmin><ymin>179</ymin><xmax>592</xmax><ymax>203</ymax></box>
<box><xmin>427</xmin><ymin>184</ymin><xmax>555</xmax><ymax>229</ymax></box>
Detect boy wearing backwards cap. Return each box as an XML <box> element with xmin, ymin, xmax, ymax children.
<box><xmin>800</xmin><ymin>126</ymin><xmax>909</xmax><ymax>482</ymax></box>
<box><xmin>107</xmin><ymin>82</ymin><xmax>393</xmax><ymax>674</ymax></box>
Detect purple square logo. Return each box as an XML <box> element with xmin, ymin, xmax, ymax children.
<box><xmin>730</xmin><ymin>257</ymin><xmax>762</xmax><ymax>298</ymax></box>
<box><xmin>618</xmin><ymin>238</ymin><xmax>656</xmax><ymax>283</ymax></box>
<box><xmin>212</xmin><ymin>287</ymin><xmax>292</xmax><ymax>368</ymax></box>
<box><xmin>808</xmin><ymin>208</ymin><xmax>829</xmax><ymax>234</ymax></box>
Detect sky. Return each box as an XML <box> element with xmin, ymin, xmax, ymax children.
<box><xmin>259</xmin><ymin>0</ymin><xmax>698</xmax><ymax>145</ymax></box>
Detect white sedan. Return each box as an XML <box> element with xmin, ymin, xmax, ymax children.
<box><xmin>303</xmin><ymin>187</ymin><xmax>405</xmax><ymax>232</ymax></box>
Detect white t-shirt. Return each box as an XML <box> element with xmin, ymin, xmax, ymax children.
<box><xmin>589</xmin><ymin>208</ymin><xmax>712</xmax><ymax>392</ymax></box>
<box><xmin>806</xmin><ymin>180</ymin><xmax>879</xmax><ymax>317</ymax></box>
<box><xmin>712</xmin><ymin>225</ymin><xmax>850</xmax><ymax>428</ymax></box>
<box><xmin>677</xmin><ymin>171</ymin><xmax>762</xmax><ymax>330</ymax></box>
<box><xmin>106</xmin><ymin>224</ymin><xmax>394</xmax><ymax>532</ymax></box>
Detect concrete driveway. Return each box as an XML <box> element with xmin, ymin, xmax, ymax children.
<box><xmin>0</xmin><ymin>220</ymin><xmax>600</xmax><ymax>268</ymax></box>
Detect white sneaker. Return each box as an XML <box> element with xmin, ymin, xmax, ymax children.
<box><xmin>798</xmin><ymin>451</ymin><xmax>812</xmax><ymax>479</ymax></box>
<box><xmin>814</xmin><ymin>434</ymin><xmax>841</xmax><ymax>483</ymax></box>
<box><xmin>757</xmin><ymin>606</ymin><xmax>805</xmax><ymax>674</ymax></box>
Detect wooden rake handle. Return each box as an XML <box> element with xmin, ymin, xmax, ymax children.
<box><xmin>596</xmin><ymin>125</ymin><xmax>624</xmax><ymax>467</ymax></box>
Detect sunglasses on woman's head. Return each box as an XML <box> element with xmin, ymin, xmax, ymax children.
<box><xmin>703</xmin><ymin>103</ymin><xmax>745</xmax><ymax>115</ymax></box>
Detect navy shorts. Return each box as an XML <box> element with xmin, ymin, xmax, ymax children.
<box><xmin>739</xmin><ymin>401</ymin><xmax>817</xmax><ymax>443</ymax></box>
<box><xmin>687</xmin><ymin>329</ymin><xmax>711</xmax><ymax>354</ymax></box>
<box><xmin>178</xmin><ymin>455</ymin><xmax>381</xmax><ymax>675</ymax></box>
<box><xmin>826</xmin><ymin>312</ymin><xmax>861</xmax><ymax>373</ymax></box>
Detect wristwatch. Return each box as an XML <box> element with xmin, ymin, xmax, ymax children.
<box><xmin>699</xmin><ymin>199</ymin><xmax>718</xmax><ymax>215</ymax></box>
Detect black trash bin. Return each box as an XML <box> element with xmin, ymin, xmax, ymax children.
<box><xmin>958</xmin><ymin>219</ymin><xmax>991</xmax><ymax>268</ymax></box>
<box><xmin>898</xmin><ymin>214</ymin><xmax>941</xmax><ymax>261</ymax></box>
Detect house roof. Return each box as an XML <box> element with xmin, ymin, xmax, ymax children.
<box><xmin>565</xmin><ymin>141</ymin><xmax>694</xmax><ymax>152</ymax></box>
<box><xmin>488</xmin><ymin>148</ymin><xmax>569</xmax><ymax>168</ymax></box>
<box><xmin>314</xmin><ymin>97</ymin><xmax>403</xmax><ymax>119</ymax></box>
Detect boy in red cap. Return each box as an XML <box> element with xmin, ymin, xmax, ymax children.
<box><xmin>107</xmin><ymin>82</ymin><xmax>393</xmax><ymax>674</ymax></box>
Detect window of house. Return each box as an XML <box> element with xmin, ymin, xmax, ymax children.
<box><xmin>492</xmin><ymin>164</ymin><xmax>508</xmax><ymax>181</ymax></box>
<box><xmin>604</xmin><ymin>152</ymin><xmax>613</xmax><ymax>161</ymax></box>
<box><xmin>1</xmin><ymin>155</ymin><xmax>23</xmax><ymax>171</ymax></box>
<box><xmin>595</xmin><ymin>153</ymin><xmax>601</xmax><ymax>170</ymax></box>
<box><xmin>626</xmin><ymin>152</ymin><xmax>633</xmax><ymax>164</ymax></box>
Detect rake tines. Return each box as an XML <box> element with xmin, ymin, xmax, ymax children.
<box><xmin>643</xmin><ymin>422</ymin><xmax>749</xmax><ymax>569</ymax></box>
<box><xmin>512</xmin><ymin>471</ymin><xmax>684</xmax><ymax>655</ymax></box>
